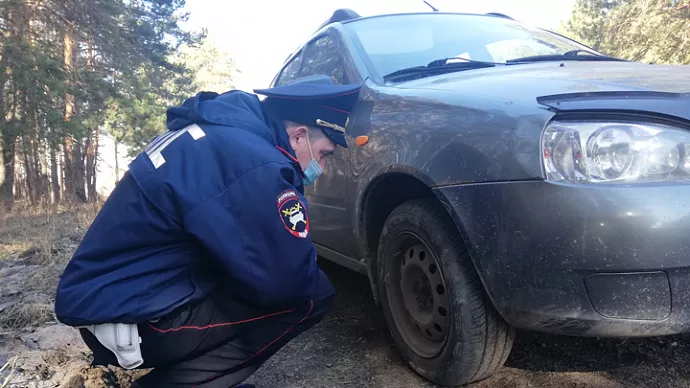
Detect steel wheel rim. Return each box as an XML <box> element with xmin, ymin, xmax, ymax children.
<box><xmin>384</xmin><ymin>232</ymin><xmax>450</xmax><ymax>358</ymax></box>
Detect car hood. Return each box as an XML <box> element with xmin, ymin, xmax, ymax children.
<box><xmin>395</xmin><ymin>61</ymin><xmax>690</xmax><ymax>102</ymax></box>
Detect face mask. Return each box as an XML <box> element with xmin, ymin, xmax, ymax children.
<box><xmin>302</xmin><ymin>131</ymin><xmax>323</xmax><ymax>186</ymax></box>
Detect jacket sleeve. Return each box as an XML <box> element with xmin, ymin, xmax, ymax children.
<box><xmin>183</xmin><ymin>161</ymin><xmax>322</xmax><ymax>308</ymax></box>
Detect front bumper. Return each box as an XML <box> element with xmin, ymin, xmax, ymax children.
<box><xmin>435</xmin><ymin>180</ymin><xmax>690</xmax><ymax>337</ymax></box>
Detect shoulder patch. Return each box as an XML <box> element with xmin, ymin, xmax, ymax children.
<box><xmin>277</xmin><ymin>190</ymin><xmax>309</xmax><ymax>238</ymax></box>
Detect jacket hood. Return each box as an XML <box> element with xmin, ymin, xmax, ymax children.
<box><xmin>166</xmin><ymin>90</ymin><xmax>294</xmax><ymax>156</ymax></box>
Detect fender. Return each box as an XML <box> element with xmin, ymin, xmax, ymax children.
<box><xmin>351</xmin><ymin>164</ymin><xmax>436</xmax><ymax>304</ymax></box>
<box><xmin>353</xmin><ymin>164</ymin><xmax>436</xmax><ymax>254</ymax></box>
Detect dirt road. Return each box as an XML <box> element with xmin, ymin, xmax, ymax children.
<box><xmin>248</xmin><ymin>260</ymin><xmax>690</xmax><ymax>388</ymax></box>
<box><xmin>2</xmin><ymin>208</ymin><xmax>690</xmax><ymax>387</ymax></box>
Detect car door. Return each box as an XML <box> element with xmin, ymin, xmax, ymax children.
<box><xmin>284</xmin><ymin>34</ymin><xmax>357</xmax><ymax>258</ymax></box>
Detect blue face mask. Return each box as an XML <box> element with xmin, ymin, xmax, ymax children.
<box><xmin>302</xmin><ymin>131</ymin><xmax>324</xmax><ymax>186</ymax></box>
<box><xmin>303</xmin><ymin>159</ymin><xmax>323</xmax><ymax>186</ymax></box>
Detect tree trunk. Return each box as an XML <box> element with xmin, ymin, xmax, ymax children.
<box><xmin>38</xmin><ymin>139</ymin><xmax>49</xmax><ymax>201</ymax></box>
<box><xmin>85</xmin><ymin>41</ymin><xmax>98</xmax><ymax>201</ymax></box>
<box><xmin>0</xmin><ymin>135</ymin><xmax>15</xmax><ymax>208</ymax></box>
<box><xmin>0</xmin><ymin>141</ymin><xmax>4</xmax><ymax>200</ymax></box>
<box><xmin>73</xmin><ymin>141</ymin><xmax>86</xmax><ymax>201</ymax></box>
<box><xmin>63</xmin><ymin>137</ymin><xmax>73</xmax><ymax>198</ymax></box>
<box><xmin>31</xmin><ymin>135</ymin><xmax>48</xmax><ymax>201</ymax></box>
<box><xmin>0</xmin><ymin>0</ymin><xmax>21</xmax><ymax>208</ymax></box>
<box><xmin>30</xmin><ymin>137</ymin><xmax>41</xmax><ymax>200</ymax></box>
<box><xmin>0</xmin><ymin>59</ymin><xmax>7</xmax><ymax>209</ymax></box>
<box><xmin>63</xmin><ymin>23</ymin><xmax>77</xmax><ymax>201</ymax></box>
<box><xmin>13</xmin><ymin>154</ymin><xmax>24</xmax><ymax>201</ymax></box>
<box><xmin>22</xmin><ymin>137</ymin><xmax>36</xmax><ymax>203</ymax></box>
<box><xmin>114</xmin><ymin>140</ymin><xmax>120</xmax><ymax>184</ymax></box>
<box><xmin>86</xmin><ymin>126</ymin><xmax>98</xmax><ymax>201</ymax></box>
<box><xmin>60</xmin><ymin>149</ymin><xmax>66</xmax><ymax>196</ymax></box>
<box><xmin>50</xmin><ymin>143</ymin><xmax>60</xmax><ymax>203</ymax></box>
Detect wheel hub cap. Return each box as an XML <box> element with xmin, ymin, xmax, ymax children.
<box><xmin>402</xmin><ymin>258</ymin><xmax>433</xmax><ymax>322</ymax></box>
<box><xmin>385</xmin><ymin>238</ymin><xmax>450</xmax><ymax>358</ymax></box>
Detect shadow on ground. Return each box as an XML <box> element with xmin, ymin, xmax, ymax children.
<box><xmin>249</xmin><ymin>260</ymin><xmax>690</xmax><ymax>388</ymax></box>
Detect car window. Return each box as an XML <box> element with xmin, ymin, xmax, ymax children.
<box><xmin>275</xmin><ymin>52</ymin><xmax>303</xmax><ymax>86</ymax></box>
<box><xmin>299</xmin><ymin>35</ymin><xmax>347</xmax><ymax>85</ymax></box>
<box><xmin>344</xmin><ymin>14</ymin><xmax>599</xmax><ymax>78</ymax></box>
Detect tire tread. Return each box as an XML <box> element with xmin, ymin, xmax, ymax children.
<box><xmin>376</xmin><ymin>198</ymin><xmax>515</xmax><ymax>386</ymax></box>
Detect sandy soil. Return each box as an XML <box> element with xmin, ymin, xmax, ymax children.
<box><xmin>2</xmin><ymin>208</ymin><xmax>690</xmax><ymax>388</ymax></box>
<box><xmin>250</xmin><ymin>261</ymin><xmax>690</xmax><ymax>388</ymax></box>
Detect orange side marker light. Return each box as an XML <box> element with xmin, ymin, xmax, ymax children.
<box><xmin>355</xmin><ymin>136</ymin><xmax>369</xmax><ymax>146</ymax></box>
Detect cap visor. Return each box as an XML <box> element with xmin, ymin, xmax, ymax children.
<box><xmin>326</xmin><ymin>131</ymin><xmax>348</xmax><ymax>148</ymax></box>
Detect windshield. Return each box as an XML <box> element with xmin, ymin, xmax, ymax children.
<box><xmin>343</xmin><ymin>13</ymin><xmax>599</xmax><ymax>79</ymax></box>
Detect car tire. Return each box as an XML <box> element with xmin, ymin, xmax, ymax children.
<box><xmin>376</xmin><ymin>198</ymin><xmax>515</xmax><ymax>386</ymax></box>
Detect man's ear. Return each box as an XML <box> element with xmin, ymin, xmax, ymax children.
<box><xmin>288</xmin><ymin>124</ymin><xmax>309</xmax><ymax>149</ymax></box>
<box><xmin>293</xmin><ymin>125</ymin><xmax>308</xmax><ymax>138</ymax></box>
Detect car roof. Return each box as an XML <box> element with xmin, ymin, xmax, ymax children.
<box><xmin>314</xmin><ymin>8</ymin><xmax>516</xmax><ymax>32</ymax></box>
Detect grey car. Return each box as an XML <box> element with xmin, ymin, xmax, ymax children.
<box><xmin>267</xmin><ymin>9</ymin><xmax>690</xmax><ymax>386</ymax></box>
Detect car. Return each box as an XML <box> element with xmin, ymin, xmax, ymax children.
<box><xmin>266</xmin><ymin>9</ymin><xmax>690</xmax><ymax>387</ymax></box>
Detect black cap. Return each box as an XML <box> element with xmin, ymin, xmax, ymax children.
<box><xmin>255</xmin><ymin>75</ymin><xmax>362</xmax><ymax>147</ymax></box>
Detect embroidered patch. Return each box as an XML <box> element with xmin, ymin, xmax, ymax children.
<box><xmin>277</xmin><ymin>190</ymin><xmax>309</xmax><ymax>238</ymax></box>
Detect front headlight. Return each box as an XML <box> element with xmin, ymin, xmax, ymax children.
<box><xmin>542</xmin><ymin>121</ymin><xmax>690</xmax><ymax>183</ymax></box>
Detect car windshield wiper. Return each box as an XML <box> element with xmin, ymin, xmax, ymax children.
<box><xmin>383</xmin><ymin>58</ymin><xmax>498</xmax><ymax>82</ymax></box>
<box><xmin>506</xmin><ymin>50</ymin><xmax>626</xmax><ymax>63</ymax></box>
<box><xmin>426</xmin><ymin>57</ymin><xmax>506</xmax><ymax>67</ymax></box>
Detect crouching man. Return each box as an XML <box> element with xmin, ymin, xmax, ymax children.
<box><xmin>54</xmin><ymin>76</ymin><xmax>361</xmax><ymax>388</ymax></box>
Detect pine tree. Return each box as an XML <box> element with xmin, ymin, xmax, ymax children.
<box><xmin>0</xmin><ymin>0</ymin><xmax>235</xmax><ymax>207</ymax></box>
<box><xmin>563</xmin><ymin>0</ymin><xmax>690</xmax><ymax>64</ymax></box>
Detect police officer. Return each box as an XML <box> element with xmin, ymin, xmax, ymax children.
<box><xmin>54</xmin><ymin>75</ymin><xmax>362</xmax><ymax>388</ymax></box>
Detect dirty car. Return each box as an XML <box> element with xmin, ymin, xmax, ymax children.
<box><xmin>266</xmin><ymin>9</ymin><xmax>690</xmax><ymax>387</ymax></box>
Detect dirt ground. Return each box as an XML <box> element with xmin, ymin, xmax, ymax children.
<box><xmin>2</xmin><ymin>206</ymin><xmax>690</xmax><ymax>388</ymax></box>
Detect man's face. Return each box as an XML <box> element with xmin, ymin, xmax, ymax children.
<box><xmin>288</xmin><ymin>125</ymin><xmax>336</xmax><ymax>171</ymax></box>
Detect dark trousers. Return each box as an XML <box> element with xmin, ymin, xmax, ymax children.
<box><xmin>80</xmin><ymin>273</ymin><xmax>334</xmax><ymax>388</ymax></box>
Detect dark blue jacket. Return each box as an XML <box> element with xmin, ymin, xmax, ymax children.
<box><xmin>55</xmin><ymin>90</ymin><xmax>328</xmax><ymax>326</ymax></box>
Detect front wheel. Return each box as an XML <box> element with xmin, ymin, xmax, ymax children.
<box><xmin>376</xmin><ymin>198</ymin><xmax>515</xmax><ymax>386</ymax></box>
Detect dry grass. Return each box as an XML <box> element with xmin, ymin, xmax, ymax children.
<box><xmin>0</xmin><ymin>356</ymin><xmax>18</xmax><ymax>388</ymax></box>
<box><xmin>0</xmin><ymin>200</ymin><xmax>101</xmax><ymax>332</ymax></box>
<box><xmin>0</xmin><ymin>303</ymin><xmax>55</xmax><ymax>330</ymax></box>
<box><xmin>0</xmin><ymin>200</ymin><xmax>101</xmax><ymax>265</ymax></box>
